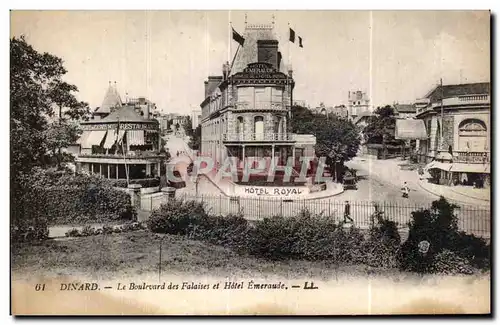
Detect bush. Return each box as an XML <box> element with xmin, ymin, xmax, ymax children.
<box><xmin>65</xmin><ymin>228</ymin><xmax>81</xmax><ymax>237</ymax></box>
<box><xmin>147</xmin><ymin>199</ymin><xmax>209</xmax><ymax>235</ymax></box>
<box><xmin>190</xmin><ymin>213</ymin><xmax>250</xmax><ymax>251</ymax></box>
<box><xmin>363</xmin><ymin>213</ymin><xmax>401</xmax><ymax>268</ymax></box>
<box><xmin>399</xmin><ymin>196</ymin><xmax>490</xmax><ymax>273</ymax></box>
<box><xmin>247</xmin><ymin>209</ymin><xmax>364</xmax><ymax>262</ymax></box>
<box><xmin>81</xmin><ymin>225</ymin><xmax>96</xmax><ymax>237</ymax></box>
<box><xmin>432</xmin><ymin>249</ymin><xmax>475</xmax><ymax>275</ymax></box>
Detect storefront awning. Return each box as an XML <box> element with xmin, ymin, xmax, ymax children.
<box><xmin>81</xmin><ymin>130</ymin><xmax>107</xmax><ymax>148</ymax></box>
<box><xmin>76</xmin><ymin>131</ymin><xmax>91</xmax><ymax>147</ymax></box>
<box><xmin>450</xmin><ymin>163</ymin><xmax>490</xmax><ymax>174</ymax></box>
<box><xmin>395</xmin><ymin>119</ymin><xmax>428</xmax><ymax>140</ymax></box>
<box><xmin>103</xmin><ymin>129</ymin><xmax>117</xmax><ymax>149</ymax></box>
<box><xmin>127</xmin><ymin>130</ymin><xmax>145</xmax><ymax>146</ymax></box>
<box><xmin>117</xmin><ymin>130</ymin><xmax>125</xmax><ymax>142</ymax></box>
<box><xmin>425</xmin><ymin>161</ymin><xmax>452</xmax><ymax>171</ymax></box>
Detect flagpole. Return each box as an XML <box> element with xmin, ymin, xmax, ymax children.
<box><xmin>228</xmin><ymin>14</ymin><xmax>232</xmax><ymax>69</ymax></box>
<box><xmin>118</xmin><ymin>117</ymin><xmax>130</xmax><ymax>186</ymax></box>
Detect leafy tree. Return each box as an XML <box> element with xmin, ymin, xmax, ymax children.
<box><xmin>291</xmin><ymin>105</ymin><xmax>360</xmax><ymax>181</ymax></box>
<box><xmin>11</xmin><ymin>36</ymin><xmax>89</xmax><ymax>230</ymax></box>
<box><xmin>183</xmin><ymin>115</ymin><xmax>193</xmax><ymax>137</ymax></box>
<box><xmin>290</xmin><ymin>105</ymin><xmax>315</xmax><ymax>133</ymax></box>
<box><xmin>188</xmin><ymin>125</ymin><xmax>201</xmax><ymax>150</ymax></box>
<box><xmin>11</xmin><ymin>36</ymin><xmax>89</xmax><ymax>175</ymax></box>
<box><xmin>363</xmin><ymin>105</ymin><xmax>403</xmax><ymax>145</ymax></box>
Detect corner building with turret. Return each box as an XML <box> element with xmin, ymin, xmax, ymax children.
<box><xmin>200</xmin><ymin>23</ymin><xmax>315</xmax><ymax>173</ymax></box>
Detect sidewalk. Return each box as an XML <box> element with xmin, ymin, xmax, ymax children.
<box><xmin>351</xmin><ymin>155</ymin><xmax>490</xmax><ymax>207</ymax></box>
<box><xmin>418</xmin><ymin>179</ymin><xmax>490</xmax><ymax>208</ymax></box>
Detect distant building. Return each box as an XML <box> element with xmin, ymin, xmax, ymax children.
<box><xmin>347</xmin><ymin>90</ymin><xmax>370</xmax><ymax>121</ymax></box>
<box><xmin>393</xmin><ymin>103</ymin><xmax>417</xmax><ymax>119</ymax></box>
<box><xmin>312</xmin><ymin>103</ymin><xmax>348</xmax><ymax>119</ymax></box>
<box><xmin>192</xmin><ymin>109</ymin><xmax>202</xmax><ymax>129</ymax></box>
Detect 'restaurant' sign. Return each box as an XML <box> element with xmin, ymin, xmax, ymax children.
<box><xmin>234</xmin><ymin>185</ymin><xmax>310</xmax><ymax>197</ymax></box>
<box><xmin>81</xmin><ymin>123</ymin><xmax>158</xmax><ymax>131</ymax></box>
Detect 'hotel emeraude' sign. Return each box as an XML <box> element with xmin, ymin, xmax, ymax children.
<box><xmin>235</xmin><ymin>62</ymin><xmax>287</xmax><ymax>80</ymax></box>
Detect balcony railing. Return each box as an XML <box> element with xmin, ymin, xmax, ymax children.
<box><xmin>235</xmin><ymin>102</ymin><xmax>285</xmax><ymax>111</ymax></box>
<box><xmin>453</xmin><ymin>151</ymin><xmax>490</xmax><ymax>164</ymax></box>
<box><xmin>223</xmin><ymin>132</ymin><xmax>294</xmax><ymax>142</ymax></box>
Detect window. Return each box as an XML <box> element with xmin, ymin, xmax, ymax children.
<box><xmin>271</xmin><ymin>87</ymin><xmax>283</xmax><ymax>102</ymax></box>
<box><xmin>236</xmin><ymin>116</ymin><xmax>244</xmax><ymax>134</ymax></box>
<box><xmin>254</xmin><ymin>116</ymin><xmax>264</xmax><ymax>140</ymax></box>
<box><xmin>255</xmin><ymin>87</ymin><xmax>271</xmax><ymax>104</ymax></box>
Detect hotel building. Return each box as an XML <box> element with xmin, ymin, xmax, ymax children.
<box><xmin>200</xmin><ymin>23</ymin><xmax>315</xmax><ymax>175</ymax></box>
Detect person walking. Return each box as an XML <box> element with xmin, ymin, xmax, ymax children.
<box><xmin>401</xmin><ymin>182</ymin><xmax>410</xmax><ymax>198</ymax></box>
<box><xmin>344</xmin><ymin>201</ymin><xmax>353</xmax><ymax>223</ymax></box>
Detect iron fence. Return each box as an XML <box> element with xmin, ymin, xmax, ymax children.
<box><xmin>141</xmin><ymin>193</ymin><xmax>491</xmax><ymax>238</ymax></box>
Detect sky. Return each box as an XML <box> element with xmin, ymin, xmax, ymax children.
<box><xmin>10</xmin><ymin>10</ymin><xmax>490</xmax><ymax>115</ymax></box>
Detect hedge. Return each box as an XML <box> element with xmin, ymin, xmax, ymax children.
<box><xmin>146</xmin><ymin>197</ymin><xmax>490</xmax><ymax>274</ymax></box>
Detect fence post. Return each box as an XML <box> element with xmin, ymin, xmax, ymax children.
<box><xmin>280</xmin><ymin>198</ymin><xmax>283</xmax><ymax>216</ymax></box>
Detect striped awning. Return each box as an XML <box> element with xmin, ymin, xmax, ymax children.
<box><xmin>116</xmin><ymin>130</ymin><xmax>125</xmax><ymax>144</ymax></box>
<box><xmin>103</xmin><ymin>129</ymin><xmax>117</xmax><ymax>149</ymax></box>
<box><xmin>425</xmin><ymin>161</ymin><xmax>452</xmax><ymax>172</ymax></box>
<box><xmin>76</xmin><ymin>131</ymin><xmax>91</xmax><ymax>147</ymax></box>
<box><xmin>81</xmin><ymin>130</ymin><xmax>107</xmax><ymax>148</ymax></box>
<box><xmin>127</xmin><ymin>130</ymin><xmax>145</xmax><ymax>145</ymax></box>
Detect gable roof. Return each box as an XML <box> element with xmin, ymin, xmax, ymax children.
<box><xmin>83</xmin><ymin>105</ymin><xmax>155</xmax><ymax>124</ymax></box>
<box><xmin>95</xmin><ymin>83</ymin><xmax>123</xmax><ymax>114</ymax></box>
<box><xmin>424</xmin><ymin>82</ymin><xmax>490</xmax><ymax>103</ymax></box>
<box><xmin>393</xmin><ymin>104</ymin><xmax>416</xmax><ymax>114</ymax></box>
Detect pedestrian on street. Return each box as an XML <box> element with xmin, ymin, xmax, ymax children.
<box><xmin>344</xmin><ymin>201</ymin><xmax>353</xmax><ymax>223</ymax></box>
<box><xmin>401</xmin><ymin>182</ymin><xmax>410</xmax><ymax>198</ymax></box>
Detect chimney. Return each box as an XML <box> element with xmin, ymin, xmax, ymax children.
<box><xmin>257</xmin><ymin>40</ymin><xmax>279</xmax><ymax>69</ymax></box>
<box><xmin>206</xmin><ymin>76</ymin><xmax>223</xmax><ymax>98</ymax></box>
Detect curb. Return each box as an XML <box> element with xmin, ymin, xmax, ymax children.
<box><xmin>448</xmin><ymin>187</ymin><xmax>490</xmax><ymax>203</ymax></box>
<box><xmin>417</xmin><ymin>179</ymin><xmax>490</xmax><ymax>207</ymax></box>
<box><xmin>199</xmin><ymin>173</ymin><xmax>345</xmax><ymax>201</ymax></box>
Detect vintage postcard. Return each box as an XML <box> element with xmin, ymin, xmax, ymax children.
<box><xmin>10</xmin><ymin>10</ymin><xmax>491</xmax><ymax>315</ymax></box>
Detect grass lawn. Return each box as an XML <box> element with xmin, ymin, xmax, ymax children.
<box><xmin>12</xmin><ymin>230</ymin><xmax>413</xmax><ymax>281</ymax></box>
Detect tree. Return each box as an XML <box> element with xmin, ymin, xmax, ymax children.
<box><xmin>188</xmin><ymin>125</ymin><xmax>201</xmax><ymax>150</ymax></box>
<box><xmin>363</xmin><ymin>105</ymin><xmax>404</xmax><ymax>159</ymax></box>
<box><xmin>290</xmin><ymin>105</ymin><xmax>315</xmax><ymax>133</ymax></box>
<box><xmin>183</xmin><ymin>115</ymin><xmax>193</xmax><ymax>137</ymax></box>
<box><xmin>11</xmin><ymin>36</ymin><xmax>89</xmax><ymax>228</ymax></box>
<box><xmin>291</xmin><ymin>105</ymin><xmax>360</xmax><ymax>181</ymax></box>
<box><xmin>314</xmin><ymin>116</ymin><xmax>360</xmax><ymax>181</ymax></box>
<box><xmin>11</xmin><ymin>36</ymin><xmax>89</xmax><ymax>175</ymax></box>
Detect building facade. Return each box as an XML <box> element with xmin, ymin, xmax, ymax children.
<box><xmin>347</xmin><ymin>90</ymin><xmax>370</xmax><ymax>120</ymax></box>
<box><xmin>200</xmin><ymin>23</ymin><xmax>315</xmax><ymax>175</ymax></box>
<box><xmin>415</xmin><ymin>82</ymin><xmax>490</xmax><ymax>187</ymax></box>
<box><xmin>75</xmin><ymin>83</ymin><xmax>164</xmax><ymax>181</ymax></box>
